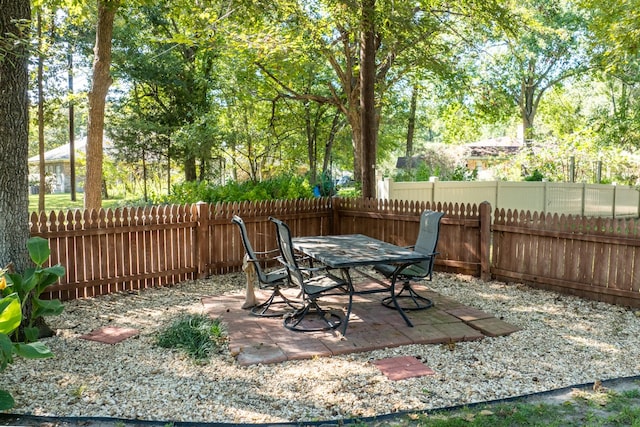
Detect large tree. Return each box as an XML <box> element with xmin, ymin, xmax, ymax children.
<box><xmin>0</xmin><ymin>0</ymin><xmax>31</xmax><ymax>271</ymax></box>
<box><xmin>250</xmin><ymin>0</ymin><xmax>507</xmax><ymax>197</ymax></box>
<box><xmin>84</xmin><ymin>0</ymin><xmax>119</xmax><ymax>210</ymax></box>
<box><xmin>111</xmin><ymin>1</ymin><xmax>232</xmax><ymax>184</ymax></box>
<box><xmin>473</xmin><ymin>0</ymin><xmax>589</xmax><ymax>143</ymax></box>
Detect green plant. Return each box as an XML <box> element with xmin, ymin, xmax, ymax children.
<box><xmin>0</xmin><ymin>271</ymin><xmax>54</xmax><ymax>410</ymax></box>
<box><xmin>524</xmin><ymin>169</ymin><xmax>545</xmax><ymax>181</ymax></box>
<box><xmin>156</xmin><ymin>314</ymin><xmax>225</xmax><ymax>360</ymax></box>
<box><xmin>70</xmin><ymin>384</ymin><xmax>86</xmax><ymax>398</ymax></box>
<box><xmin>154</xmin><ymin>175</ymin><xmax>315</xmax><ymax>204</ymax></box>
<box><xmin>3</xmin><ymin>237</ymin><xmax>65</xmax><ymax>342</ymax></box>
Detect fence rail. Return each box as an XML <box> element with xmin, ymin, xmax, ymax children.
<box><xmin>31</xmin><ymin>197</ymin><xmax>640</xmax><ymax>309</ymax></box>
<box><xmin>492</xmin><ymin>209</ymin><xmax>640</xmax><ymax>306</ymax></box>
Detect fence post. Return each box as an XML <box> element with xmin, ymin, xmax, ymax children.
<box><xmin>194</xmin><ymin>202</ymin><xmax>210</xmax><ymax>278</ymax></box>
<box><xmin>331</xmin><ymin>197</ymin><xmax>341</xmax><ymax>235</ymax></box>
<box><xmin>479</xmin><ymin>201</ymin><xmax>492</xmax><ymax>281</ymax></box>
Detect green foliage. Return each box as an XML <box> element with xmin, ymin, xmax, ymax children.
<box><xmin>393</xmin><ymin>144</ymin><xmax>474</xmax><ymax>182</ymax></box>
<box><xmin>153</xmin><ymin>175</ymin><xmax>315</xmax><ymax>204</ymax></box>
<box><xmin>492</xmin><ymin>136</ymin><xmax>640</xmax><ymax>185</ymax></box>
<box><xmin>0</xmin><ymin>269</ymin><xmax>55</xmax><ymax>410</ymax></box>
<box><xmin>524</xmin><ymin>169</ymin><xmax>545</xmax><ymax>181</ymax></box>
<box><xmin>4</xmin><ymin>237</ymin><xmax>65</xmax><ymax>343</ymax></box>
<box><xmin>156</xmin><ymin>314</ymin><xmax>225</xmax><ymax>360</ymax></box>
<box><xmin>336</xmin><ymin>186</ymin><xmax>361</xmax><ymax>198</ymax></box>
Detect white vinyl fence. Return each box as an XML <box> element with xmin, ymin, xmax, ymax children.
<box><xmin>377</xmin><ymin>178</ymin><xmax>640</xmax><ymax>218</ymax></box>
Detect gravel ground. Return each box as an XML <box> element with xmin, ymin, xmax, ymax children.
<box><xmin>3</xmin><ymin>271</ymin><xmax>640</xmax><ymax>424</ymax></box>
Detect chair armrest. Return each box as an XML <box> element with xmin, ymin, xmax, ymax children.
<box><xmin>253</xmin><ymin>248</ymin><xmax>281</xmax><ymax>257</ymax></box>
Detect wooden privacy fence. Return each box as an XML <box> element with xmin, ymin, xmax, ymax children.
<box><xmin>30</xmin><ymin>205</ymin><xmax>200</xmax><ymax>300</ymax></box>
<box><xmin>31</xmin><ymin>198</ymin><xmax>489</xmax><ymax>301</ymax></box>
<box><xmin>492</xmin><ymin>210</ymin><xmax>640</xmax><ymax>307</ymax></box>
<box><xmin>31</xmin><ymin>197</ymin><xmax>640</xmax><ymax>308</ymax></box>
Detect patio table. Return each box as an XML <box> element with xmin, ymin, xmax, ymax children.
<box><xmin>291</xmin><ymin>234</ymin><xmax>432</xmax><ymax>327</ymax></box>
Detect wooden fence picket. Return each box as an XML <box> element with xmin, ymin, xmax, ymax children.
<box><xmin>29</xmin><ymin>197</ymin><xmax>640</xmax><ymax>308</ymax></box>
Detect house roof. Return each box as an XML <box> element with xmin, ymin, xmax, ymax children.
<box><xmin>466</xmin><ymin>136</ymin><xmax>522</xmax><ymax>158</ymax></box>
<box><xmin>29</xmin><ymin>138</ymin><xmax>87</xmax><ymax>163</ymax></box>
<box><xmin>395</xmin><ymin>156</ymin><xmax>425</xmax><ymax>168</ymax></box>
<box><xmin>28</xmin><ymin>137</ymin><xmax>116</xmax><ymax>163</ymax></box>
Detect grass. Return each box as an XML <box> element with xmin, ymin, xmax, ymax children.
<box><xmin>29</xmin><ymin>193</ymin><xmax>140</xmax><ymax>213</ymax></box>
<box><xmin>369</xmin><ymin>387</ymin><xmax>640</xmax><ymax>426</ymax></box>
<box><xmin>155</xmin><ymin>313</ymin><xmax>226</xmax><ymax>361</ymax></box>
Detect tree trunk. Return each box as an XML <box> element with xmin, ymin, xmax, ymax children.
<box><xmin>520</xmin><ymin>59</ymin><xmax>537</xmax><ymax>146</ymax></box>
<box><xmin>348</xmin><ymin>110</ymin><xmax>362</xmax><ymax>184</ymax></box>
<box><xmin>322</xmin><ymin>109</ymin><xmax>343</xmax><ymax>174</ymax></box>
<box><xmin>304</xmin><ymin>101</ymin><xmax>318</xmax><ymax>186</ymax></box>
<box><xmin>85</xmin><ymin>0</ymin><xmax>119</xmax><ymax>210</ymax></box>
<box><xmin>360</xmin><ymin>0</ymin><xmax>377</xmax><ymax>199</ymax></box>
<box><xmin>406</xmin><ymin>84</ymin><xmax>418</xmax><ymax>158</ymax></box>
<box><xmin>68</xmin><ymin>44</ymin><xmax>77</xmax><ymax>201</ymax></box>
<box><xmin>184</xmin><ymin>155</ymin><xmax>197</xmax><ymax>181</ymax></box>
<box><xmin>0</xmin><ymin>0</ymin><xmax>32</xmax><ymax>272</ymax></box>
<box><xmin>37</xmin><ymin>11</ymin><xmax>46</xmax><ymax>212</ymax></box>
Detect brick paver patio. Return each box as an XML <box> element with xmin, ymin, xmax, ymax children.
<box><xmin>202</xmin><ymin>280</ymin><xmax>520</xmax><ymax>366</ymax></box>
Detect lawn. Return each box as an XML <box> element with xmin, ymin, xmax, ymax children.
<box><xmin>29</xmin><ymin>193</ymin><xmax>137</xmax><ymax>214</ymax></box>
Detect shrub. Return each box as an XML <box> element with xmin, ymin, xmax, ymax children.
<box><xmin>154</xmin><ymin>175</ymin><xmax>315</xmax><ymax>204</ymax></box>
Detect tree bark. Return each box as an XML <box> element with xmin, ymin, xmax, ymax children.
<box><xmin>0</xmin><ymin>0</ymin><xmax>32</xmax><ymax>272</ymax></box>
<box><xmin>37</xmin><ymin>11</ymin><xmax>46</xmax><ymax>212</ymax></box>
<box><xmin>360</xmin><ymin>0</ymin><xmax>377</xmax><ymax>199</ymax></box>
<box><xmin>406</xmin><ymin>84</ymin><xmax>418</xmax><ymax>158</ymax></box>
<box><xmin>85</xmin><ymin>0</ymin><xmax>119</xmax><ymax>210</ymax></box>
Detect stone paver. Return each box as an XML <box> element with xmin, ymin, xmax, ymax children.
<box><xmin>202</xmin><ymin>280</ymin><xmax>520</xmax><ymax>366</ymax></box>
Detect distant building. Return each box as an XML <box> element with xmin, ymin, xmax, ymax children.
<box><xmin>28</xmin><ymin>138</ymin><xmax>88</xmax><ymax>194</ymax></box>
<box><xmin>29</xmin><ymin>137</ymin><xmax>115</xmax><ymax>194</ymax></box>
<box><xmin>465</xmin><ymin>137</ymin><xmax>522</xmax><ymax>180</ymax></box>
<box><xmin>394</xmin><ymin>137</ymin><xmax>522</xmax><ymax>181</ymax></box>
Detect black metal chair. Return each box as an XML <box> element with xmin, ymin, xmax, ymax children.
<box><xmin>269</xmin><ymin>216</ymin><xmax>353</xmax><ymax>334</ymax></box>
<box><xmin>374</xmin><ymin>209</ymin><xmax>444</xmax><ymax>311</ymax></box>
<box><xmin>232</xmin><ymin>215</ymin><xmax>301</xmax><ymax>317</ymax></box>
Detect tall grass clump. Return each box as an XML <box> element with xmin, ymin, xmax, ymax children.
<box><xmin>156</xmin><ymin>314</ymin><xmax>226</xmax><ymax>360</ymax></box>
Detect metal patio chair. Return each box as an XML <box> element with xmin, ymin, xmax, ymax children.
<box><xmin>374</xmin><ymin>209</ymin><xmax>445</xmax><ymax>311</ymax></box>
<box><xmin>232</xmin><ymin>215</ymin><xmax>301</xmax><ymax>317</ymax></box>
<box><xmin>269</xmin><ymin>216</ymin><xmax>353</xmax><ymax>334</ymax></box>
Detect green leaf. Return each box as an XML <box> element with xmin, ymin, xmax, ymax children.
<box><xmin>22</xmin><ymin>327</ymin><xmax>39</xmax><ymax>343</ymax></box>
<box><xmin>0</xmin><ymin>333</ymin><xmax>14</xmax><ymax>371</ymax></box>
<box><xmin>12</xmin><ymin>341</ymin><xmax>54</xmax><ymax>359</ymax></box>
<box><xmin>9</xmin><ymin>271</ymin><xmax>37</xmax><ymax>298</ymax></box>
<box><xmin>0</xmin><ymin>294</ymin><xmax>21</xmax><ymax>336</ymax></box>
<box><xmin>27</xmin><ymin>237</ymin><xmax>51</xmax><ymax>267</ymax></box>
<box><xmin>33</xmin><ymin>298</ymin><xmax>64</xmax><ymax>318</ymax></box>
<box><xmin>34</xmin><ymin>270</ymin><xmax>65</xmax><ymax>293</ymax></box>
<box><xmin>42</xmin><ymin>264</ymin><xmax>65</xmax><ymax>278</ymax></box>
<box><xmin>0</xmin><ymin>389</ymin><xmax>15</xmax><ymax>411</ymax></box>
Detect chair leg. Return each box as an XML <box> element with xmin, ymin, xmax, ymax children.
<box><xmin>250</xmin><ymin>288</ymin><xmax>303</xmax><ymax>317</ymax></box>
<box><xmin>283</xmin><ymin>299</ymin><xmax>345</xmax><ymax>332</ymax></box>
<box><xmin>381</xmin><ymin>280</ymin><xmax>433</xmax><ymax>326</ymax></box>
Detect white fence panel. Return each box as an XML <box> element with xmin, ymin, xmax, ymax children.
<box><xmin>433</xmin><ymin>181</ymin><xmax>497</xmax><ymax>207</ymax></box>
<box><xmin>546</xmin><ymin>183</ymin><xmax>584</xmax><ymax>216</ymax></box>
<box><xmin>387</xmin><ymin>181</ymin><xmax>434</xmax><ymax>203</ymax></box>
<box><xmin>378</xmin><ymin>178</ymin><xmax>639</xmax><ymax>217</ymax></box>
<box><xmin>496</xmin><ymin>182</ymin><xmax>546</xmax><ymax>213</ymax></box>
<box><xmin>584</xmin><ymin>185</ymin><xmax>614</xmax><ymax>217</ymax></box>
<box><xmin>616</xmin><ymin>187</ymin><xmax>639</xmax><ymax>217</ymax></box>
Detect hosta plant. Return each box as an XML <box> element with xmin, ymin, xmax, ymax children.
<box><xmin>4</xmin><ymin>236</ymin><xmax>65</xmax><ymax>342</ymax></box>
<box><xmin>0</xmin><ymin>272</ymin><xmax>54</xmax><ymax>410</ymax></box>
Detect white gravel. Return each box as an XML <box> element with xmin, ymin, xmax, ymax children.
<box><xmin>3</xmin><ymin>271</ymin><xmax>640</xmax><ymax>424</ymax></box>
